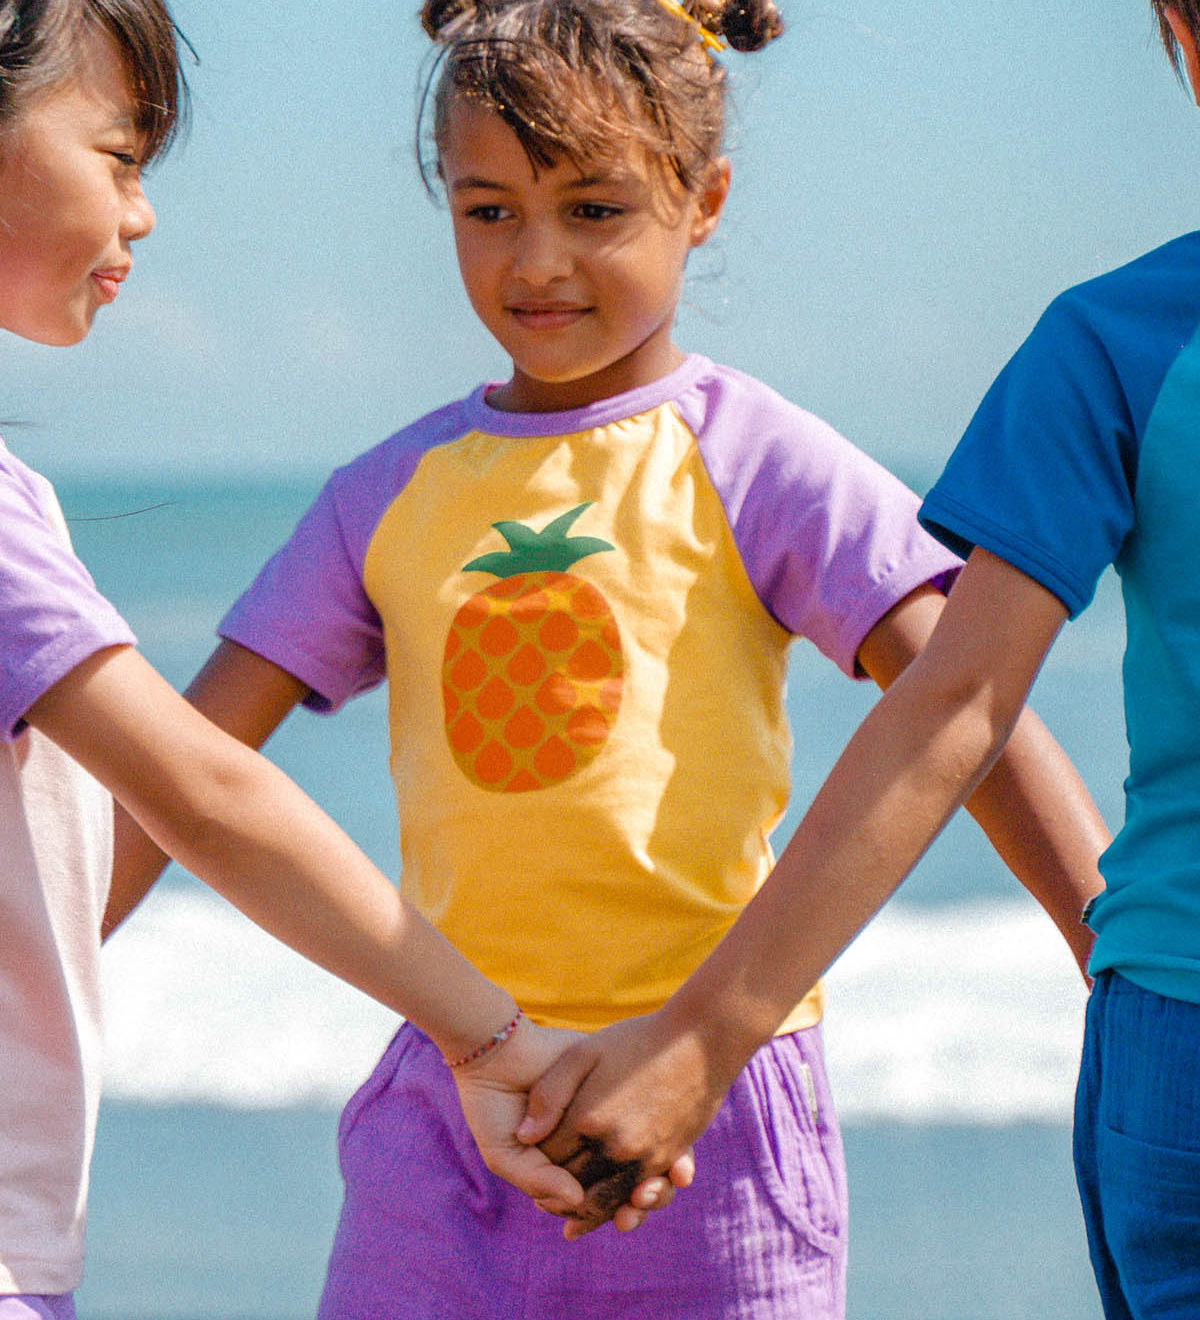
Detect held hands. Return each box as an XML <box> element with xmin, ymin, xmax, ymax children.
<box><xmin>515</xmin><ymin>1007</ymin><xmax>739</xmax><ymax>1237</ymax></box>
<box><xmin>451</xmin><ymin>1014</ymin><xmax>694</xmax><ymax>1236</ymax></box>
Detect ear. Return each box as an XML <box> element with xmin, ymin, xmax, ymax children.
<box><xmin>1165</xmin><ymin>4</ymin><xmax>1200</xmax><ymax>105</ymax></box>
<box><xmin>688</xmin><ymin>156</ymin><xmax>732</xmax><ymax>250</ymax></box>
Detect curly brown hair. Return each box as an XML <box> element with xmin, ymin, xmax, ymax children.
<box><xmin>418</xmin><ymin>0</ymin><xmax>783</xmax><ymax>193</ymax></box>
<box><xmin>0</xmin><ymin>0</ymin><xmax>187</xmax><ymax>162</ymax></box>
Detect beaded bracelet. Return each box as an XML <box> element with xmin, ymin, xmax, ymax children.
<box><xmin>445</xmin><ymin>1009</ymin><xmax>525</xmax><ymax>1068</ymax></box>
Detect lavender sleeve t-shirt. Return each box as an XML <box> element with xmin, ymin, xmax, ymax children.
<box><xmin>0</xmin><ymin>442</ymin><xmax>135</xmax><ymax>736</ymax></box>
<box><xmin>224</xmin><ymin>357</ymin><xmax>959</xmax><ymax>709</ymax></box>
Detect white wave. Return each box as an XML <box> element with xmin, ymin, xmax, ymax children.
<box><xmin>822</xmin><ymin>900</ymin><xmax>1088</xmax><ymax>1124</ymax></box>
<box><xmin>101</xmin><ymin>887</ymin><xmax>398</xmax><ymax>1109</ymax></box>
<box><xmin>101</xmin><ymin>888</ymin><xmax>1088</xmax><ymax>1122</ymax></box>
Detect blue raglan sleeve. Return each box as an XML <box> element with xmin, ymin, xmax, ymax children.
<box><xmin>920</xmin><ymin>289</ymin><xmax>1139</xmax><ymax>617</ymax></box>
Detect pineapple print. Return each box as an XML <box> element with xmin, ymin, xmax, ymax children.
<box><xmin>442</xmin><ymin>503</ymin><xmax>624</xmax><ymax>793</ymax></box>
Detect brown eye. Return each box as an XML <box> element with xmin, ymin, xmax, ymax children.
<box><xmin>575</xmin><ymin>203</ymin><xmax>621</xmax><ymax>221</ymax></box>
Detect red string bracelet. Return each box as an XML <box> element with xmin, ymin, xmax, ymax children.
<box><xmin>445</xmin><ymin>1009</ymin><xmax>525</xmax><ymax>1068</ymax></box>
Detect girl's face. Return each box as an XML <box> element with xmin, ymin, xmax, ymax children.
<box><xmin>0</xmin><ymin>26</ymin><xmax>156</xmax><ymax>346</ymax></box>
<box><xmin>440</xmin><ymin>95</ymin><xmax>729</xmax><ymax>413</ymax></box>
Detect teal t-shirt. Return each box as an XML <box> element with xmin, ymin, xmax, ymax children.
<box><xmin>921</xmin><ymin>231</ymin><xmax>1200</xmax><ymax>1003</ymax></box>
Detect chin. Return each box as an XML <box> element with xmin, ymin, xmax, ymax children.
<box><xmin>39</xmin><ymin>319</ymin><xmax>95</xmax><ymax>348</ymax></box>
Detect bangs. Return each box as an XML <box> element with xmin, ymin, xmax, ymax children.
<box><xmin>86</xmin><ymin>0</ymin><xmax>188</xmax><ymax>161</ymax></box>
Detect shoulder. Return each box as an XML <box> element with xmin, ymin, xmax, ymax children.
<box><xmin>1034</xmin><ymin>232</ymin><xmax>1200</xmax><ymax>383</ymax></box>
<box><xmin>327</xmin><ymin>394</ymin><xmax>478</xmax><ymax>503</ymax></box>
<box><xmin>312</xmin><ymin>393</ymin><xmax>481</xmax><ymax>553</ymax></box>
<box><xmin>675</xmin><ymin>359</ymin><xmax>916</xmax><ymax>518</ymax></box>
<box><xmin>674</xmin><ymin>358</ymin><xmax>839</xmax><ymax>445</ymax></box>
<box><xmin>0</xmin><ymin>442</ymin><xmax>57</xmax><ymax>522</ymax></box>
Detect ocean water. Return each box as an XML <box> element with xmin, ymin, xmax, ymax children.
<box><xmin>58</xmin><ymin>476</ymin><xmax>1119</xmax><ymax>1318</ymax></box>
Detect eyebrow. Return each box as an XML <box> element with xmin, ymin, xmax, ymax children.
<box><xmin>449</xmin><ymin>172</ymin><xmax>633</xmax><ymax>194</ymax></box>
<box><xmin>449</xmin><ymin>175</ymin><xmax>505</xmax><ymax>193</ymax></box>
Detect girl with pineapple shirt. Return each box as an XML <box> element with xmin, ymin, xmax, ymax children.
<box><xmin>108</xmin><ymin>0</ymin><xmax>1109</xmax><ymax>1314</ymax></box>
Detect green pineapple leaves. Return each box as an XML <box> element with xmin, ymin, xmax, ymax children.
<box><xmin>464</xmin><ymin>502</ymin><xmax>615</xmax><ymax>578</ymax></box>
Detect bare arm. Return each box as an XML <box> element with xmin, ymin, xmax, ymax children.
<box><xmin>522</xmin><ymin>553</ymin><xmax>1092</xmax><ymax>1224</ymax></box>
<box><xmin>96</xmin><ymin>639</ymin><xmax>688</xmax><ymax>1230</ymax></box>
<box><xmin>33</xmin><ymin>641</ymin><xmax>596</xmax><ymax>1212</ymax></box>
<box><xmin>856</xmin><ymin>581</ymin><xmax>1106</xmax><ymax>978</ymax></box>
<box><xmin>104</xmin><ymin>641</ymin><xmax>309</xmax><ymax>939</ymax></box>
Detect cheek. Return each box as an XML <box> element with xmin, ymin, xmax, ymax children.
<box><xmin>452</xmin><ymin>231</ymin><xmax>498</xmax><ymax>299</ymax></box>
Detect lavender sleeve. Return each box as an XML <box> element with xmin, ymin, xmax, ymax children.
<box><xmin>682</xmin><ymin>366</ymin><xmax>961</xmax><ymax>677</ymax></box>
<box><xmin>219</xmin><ymin>430</ymin><xmax>437</xmax><ymax>713</ymax></box>
<box><xmin>0</xmin><ymin>451</ymin><xmax>136</xmax><ymax>740</ymax></box>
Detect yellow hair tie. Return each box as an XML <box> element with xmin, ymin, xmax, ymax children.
<box><xmin>652</xmin><ymin>0</ymin><xmax>726</xmax><ymax>54</ymax></box>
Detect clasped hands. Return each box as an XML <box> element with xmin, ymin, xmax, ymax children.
<box><xmin>451</xmin><ymin>1008</ymin><xmax>737</xmax><ymax>1238</ymax></box>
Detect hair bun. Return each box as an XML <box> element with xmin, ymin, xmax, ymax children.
<box><xmin>420</xmin><ymin>0</ymin><xmax>476</xmax><ymax>40</ymax></box>
<box><xmin>716</xmin><ymin>0</ymin><xmax>784</xmax><ymax>52</ymax></box>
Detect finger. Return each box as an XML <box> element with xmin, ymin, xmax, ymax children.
<box><xmin>488</xmin><ymin>1147</ymin><xmax>586</xmax><ymax>1216</ymax></box>
<box><xmin>563</xmin><ymin>1211</ymin><xmax>607</xmax><ymax>1241</ymax></box>
<box><xmin>517</xmin><ymin>1051</ymin><xmax>596</xmax><ymax>1146</ymax></box>
<box><xmin>667</xmin><ymin>1148</ymin><xmax>696</xmax><ymax>1188</ymax></box>
<box><xmin>628</xmin><ymin>1175</ymin><xmax>672</xmax><ymax>1211</ymax></box>
<box><xmin>612</xmin><ymin>1203</ymin><xmax>649</xmax><ymax>1233</ymax></box>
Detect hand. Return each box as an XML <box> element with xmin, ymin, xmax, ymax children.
<box><xmin>452</xmin><ymin>1016</ymin><xmax>690</xmax><ymax>1235</ymax></box>
<box><xmin>516</xmin><ymin>1008</ymin><xmax>740</xmax><ymax>1237</ymax></box>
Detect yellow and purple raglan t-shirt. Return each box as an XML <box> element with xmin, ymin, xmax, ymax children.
<box><xmin>222</xmin><ymin>355</ymin><xmax>959</xmax><ymax>1032</ymax></box>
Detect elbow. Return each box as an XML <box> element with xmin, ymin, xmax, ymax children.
<box><xmin>124</xmin><ymin>739</ymin><xmax>263</xmax><ymax>874</ymax></box>
<box><xmin>898</xmin><ymin>647</ymin><xmax>1029</xmax><ymax>784</ymax></box>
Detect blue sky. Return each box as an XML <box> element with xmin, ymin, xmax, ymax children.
<box><xmin>4</xmin><ymin>0</ymin><xmax>1199</xmax><ymax>485</ymax></box>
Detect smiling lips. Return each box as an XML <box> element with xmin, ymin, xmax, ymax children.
<box><xmin>507</xmin><ymin>301</ymin><xmax>590</xmax><ymax>330</ymax></box>
<box><xmin>92</xmin><ymin>265</ymin><xmax>129</xmax><ymax>303</ymax></box>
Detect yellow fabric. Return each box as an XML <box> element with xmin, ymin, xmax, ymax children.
<box><xmin>362</xmin><ymin>403</ymin><xmax>822</xmax><ymax>1033</ymax></box>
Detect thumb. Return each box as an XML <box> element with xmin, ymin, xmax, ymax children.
<box><xmin>488</xmin><ymin>1145</ymin><xmax>585</xmax><ymax>1216</ymax></box>
<box><xmin>517</xmin><ymin>1047</ymin><xmax>595</xmax><ymax>1146</ymax></box>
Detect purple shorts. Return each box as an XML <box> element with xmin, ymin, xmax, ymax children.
<box><xmin>0</xmin><ymin>1299</ymin><xmax>76</xmax><ymax>1320</ymax></box>
<box><xmin>317</xmin><ymin>1022</ymin><xmax>847</xmax><ymax>1320</ymax></box>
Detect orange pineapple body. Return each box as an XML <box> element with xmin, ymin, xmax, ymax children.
<box><xmin>442</xmin><ymin>507</ymin><xmax>624</xmax><ymax>792</ymax></box>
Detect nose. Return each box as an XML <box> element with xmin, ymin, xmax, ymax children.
<box><xmin>122</xmin><ymin>179</ymin><xmax>156</xmax><ymax>243</ymax></box>
<box><xmin>510</xmin><ymin>217</ymin><xmax>572</xmax><ymax>287</ymax></box>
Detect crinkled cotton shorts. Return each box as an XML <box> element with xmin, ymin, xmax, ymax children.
<box><xmin>0</xmin><ymin>1297</ymin><xmax>76</xmax><ymax>1320</ymax></box>
<box><xmin>317</xmin><ymin>1021</ymin><xmax>847</xmax><ymax>1320</ymax></box>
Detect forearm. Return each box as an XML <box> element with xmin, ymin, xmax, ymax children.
<box><xmin>33</xmin><ymin>647</ymin><xmax>515</xmax><ymax>1061</ymax></box>
<box><xmin>668</xmin><ymin>655</ymin><xmax>1015</xmax><ymax>1073</ymax></box>
<box><xmin>961</xmin><ymin>706</ymin><xmax>1108</xmax><ymax>975</ymax></box>
<box><xmin>106</xmin><ymin>640</ymin><xmax>311</xmax><ymax>941</ymax></box>
<box><xmin>104</xmin><ymin>802</ymin><xmax>170</xmax><ymax>940</ymax></box>
<box><xmin>667</xmin><ymin>551</ymin><xmax>1071</xmax><ymax>1077</ymax></box>
<box><xmin>141</xmin><ymin>735</ymin><xmax>513</xmax><ymax>1036</ymax></box>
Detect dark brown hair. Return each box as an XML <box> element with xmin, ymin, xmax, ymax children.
<box><xmin>1152</xmin><ymin>0</ymin><xmax>1200</xmax><ymax>77</ymax></box>
<box><xmin>418</xmin><ymin>0</ymin><xmax>783</xmax><ymax>193</ymax></box>
<box><xmin>0</xmin><ymin>0</ymin><xmax>187</xmax><ymax>161</ymax></box>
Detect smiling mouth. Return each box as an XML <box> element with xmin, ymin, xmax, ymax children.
<box><xmin>92</xmin><ymin>268</ymin><xmax>129</xmax><ymax>302</ymax></box>
<box><xmin>507</xmin><ymin>304</ymin><xmax>590</xmax><ymax>330</ymax></box>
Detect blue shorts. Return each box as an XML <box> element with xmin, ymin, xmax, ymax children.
<box><xmin>0</xmin><ymin>1299</ymin><xmax>76</xmax><ymax>1320</ymax></box>
<box><xmin>1075</xmin><ymin>970</ymin><xmax>1200</xmax><ymax>1318</ymax></box>
<box><xmin>317</xmin><ymin>1021</ymin><xmax>847</xmax><ymax>1320</ymax></box>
